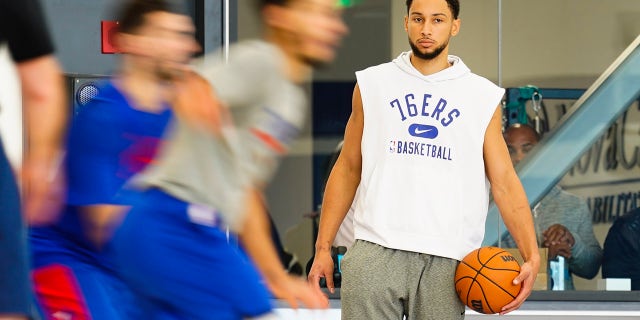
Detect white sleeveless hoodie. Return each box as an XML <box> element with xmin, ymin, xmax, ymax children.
<box><xmin>353</xmin><ymin>52</ymin><xmax>504</xmax><ymax>260</ymax></box>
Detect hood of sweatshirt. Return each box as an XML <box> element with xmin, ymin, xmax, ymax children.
<box><xmin>393</xmin><ymin>51</ymin><xmax>470</xmax><ymax>83</ymax></box>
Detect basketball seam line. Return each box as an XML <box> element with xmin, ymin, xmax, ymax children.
<box><xmin>460</xmin><ymin>249</ymin><xmax>520</xmax><ymax>314</ymax></box>
<box><xmin>479</xmin><ymin>250</ymin><xmax>505</xmax><ymax>314</ymax></box>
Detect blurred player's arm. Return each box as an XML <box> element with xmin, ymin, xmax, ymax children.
<box><xmin>80</xmin><ymin>205</ymin><xmax>128</xmax><ymax>249</ymax></box>
<box><xmin>19</xmin><ymin>55</ymin><xmax>67</xmax><ymax>225</ymax></box>
<box><xmin>308</xmin><ymin>83</ymin><xmax>363</xmax><ymax>293</ymax></box>
<box><xmin>238</xmin><ymin>189</ymin><xmax>328</xmax><ymax>309</ymax></box>
<box><xmin>65</xmin><ymin>110</ymin><xmax>131</xmax><ymax>249</ymax></box>
<box><xmin>171</xmin><ymin>70</ymin><xmax>229</xmax><ymax>135</ymax></box>
<box><xmin>484</xmin><ymin>105</ymin><xmax>540</xmax><ymax>314</ymax></box>
<box><xmin>175</xmin><ymin>49</ymin><xmax>280</xmax><ymax>135</ymax></box>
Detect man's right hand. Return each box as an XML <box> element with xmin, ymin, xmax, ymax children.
<box><xmin>545</xmin><ymin>239</ymin><xmax>573</xmax><ymax>260</ymax></box>
<box><xmin>543</xmin><ymin>224</ymin><xmax>574</xmax><ymax>260</ymax></box>
<box><xmin>266</xmin><ymin>274</ymin><xmax>328</xmax><ymax>310</ymax></box>
<box><xmin>307</xmin><ymin>250</ymin><xmax>335</xmax><ymax>293</ymax></box>
<box><xmin>21</xmin><ymin>151</ymin><xmax>65</xmax><ymax>226</ymax></box>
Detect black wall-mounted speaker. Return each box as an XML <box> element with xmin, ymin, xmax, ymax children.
<box><xmin>65</xmin><ymin>74</ymin><xmax>110</xmax><ymax>115</ymax></box>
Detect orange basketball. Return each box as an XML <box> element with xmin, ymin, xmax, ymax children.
<box><xmin>454</xmin><ymin>246</ymin><xmax>522</xmax><ymax>314</ymax></box>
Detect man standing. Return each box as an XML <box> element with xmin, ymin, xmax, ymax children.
<box><xmin>0</xmin><ymin>0</ymin><xmax>66</xmax><ymax>319</ymax></box>
<box><xmin>308</xmin><ymin>0</ymin><xmax>539</xmax><ymax>318</ymax></box>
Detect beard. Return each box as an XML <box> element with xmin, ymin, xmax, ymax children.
<box><xmin>408</xmin><ymin>36</ymin><xmax>448</xmax><ymax>60</ymax></box>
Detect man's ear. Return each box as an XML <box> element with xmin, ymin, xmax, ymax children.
<box><xmin>404</xmin><ymin>15</ymin><xmax>409</xmax><ymax>32</ymax></box>
<box><xmin>451</xmin><ymin>18</ymin><xmax>461</xmax><ymax>37</ymax></box>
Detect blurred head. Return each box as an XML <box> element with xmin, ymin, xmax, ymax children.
<box><xmin>260</xmin><ymin>0</ymin><xmax>348</xmax><ymax>68</ymax></box>
<box><xmin>503</xmin><ymin>123</ymin><xmax>540</xmax><ymax>167</ymax></box>
<box><xmin>115</xmin><ymin>0</ymin><xmax>200</xmax><ymax>80</ymax></box>
<box><xmin>404</xmin><ymin>0</ymin><xmax>460</xmax><ymax>61</ymax></box>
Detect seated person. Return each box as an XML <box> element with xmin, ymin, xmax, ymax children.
<box><xmin>602</xmin><ymin>207</ymin><xmax>640</xmax><ymax>290</ymax></box>
<box><xmin>499</xmin><ymin>123</ymin><xmax>602</xmax><ymax>290</ymax></box>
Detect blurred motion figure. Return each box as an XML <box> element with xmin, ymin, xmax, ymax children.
<box><xmin>112</xmin><ymin>0</ymin><xmax>347</xmax><ymax>318</ymax></box>
<box><xmin>29</xmin><ymin>0</ymin><xmax>202</xmax><ymax>319</ymax></box>
<box><xmin>0</xmin><ymin>0</ymin><xmax>66</xmax><ymax>319</ymax></box>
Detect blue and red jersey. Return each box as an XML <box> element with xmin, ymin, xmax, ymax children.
<box><xmin>30</xmin><ymin>80</ymin><xmax>173</xmax><ymax>270</ymax></box>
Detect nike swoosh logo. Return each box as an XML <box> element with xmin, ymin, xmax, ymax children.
<box><xmin>415</xmin><ymin>127</ymin><xmax>432</xmax><ymax>135</ymax></box>
<box><xmin>408</xmin><ymin>123</ymin><xmax>438</xmax><ymax>139</ymax></box>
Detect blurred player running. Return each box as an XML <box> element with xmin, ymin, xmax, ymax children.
<box><xmin>29</xmin><ymin>1</ymin><xmax>213</xmax><ymax>319</ymax></box>
<box><xmin>112</xmin><ymin>0</ymin><xmax>348</xmax><ymax>319</ymax></box>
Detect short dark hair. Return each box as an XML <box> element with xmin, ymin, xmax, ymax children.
<box><xmin>117</xmin><ymin>0</ymin><xmax>188</xmax><ymax>34</ymax></box>
<box><xmin>504</xmin><ymin>123</ymin><xmax>541</xmax><ymax>141</ymax></box>
<box><xmin>406</xmin><ymin>0</ymin><xmax>460</xmax><ymax>19</ymax></box>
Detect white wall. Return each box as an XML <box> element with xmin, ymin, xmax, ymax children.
<box><xmin>392</xmin><ymin>0</ymin><xmax>640</xmax><ymax>88</ymax></box>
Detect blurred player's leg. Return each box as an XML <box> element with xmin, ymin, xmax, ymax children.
<box><xmin>0</xmin><ymin>141</ymin><xmax>30</xmax><ymax>318</ymax></box>
<box><xmin>32</xmin><ymin>259</ymin><xmax>136</xmax><ymax>320</ymax></box>
<box><xmin>113</xmin><ymin>189</ymin><xmax>273</xmax><ymax>320</ymax></box>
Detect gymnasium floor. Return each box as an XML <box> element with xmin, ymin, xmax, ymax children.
<box><xmin>273</xmin><ymin>299</ymin><xmax>640</xmax><ymax>319</ymax></box>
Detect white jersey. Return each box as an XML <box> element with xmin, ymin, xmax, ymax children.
<box><xmin>353</xmin><ymin>52</ymin><xmax>504</xmax><ymax>260</ymax></box>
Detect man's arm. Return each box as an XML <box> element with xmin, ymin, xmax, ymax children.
<box><xmin>483</xmin><ymin>106</ymin><xmax>540</xmax><ymax>314</ymax></box>
<box><xmin>238</xmin><ymin>189</ymin><xmax>328</xmax><ymax>309</ymax></box>
<box><xmin>308</xmin><ymin>83</ymin><xmax>363</xmax><ymax>293</ymax></box>
<box><xmin>78</xmin><ymin>205</ymin><xmax>128</xmax><ymax>249</ymax></box>
<box><xmin>18</xmin><ymin>55</ymin><xmax>66</xmax><ymax>225</ymax></box>
<box><xmin>171</xmin><ymin>71</ymin><xmax>228</xmax><ymax>135</ymax></box>
<box><xmin>567</xmin><ymin>200</ymin><xmax>602</xmax><ymax>279</ymax></box>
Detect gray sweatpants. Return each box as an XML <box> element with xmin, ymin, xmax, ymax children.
<box><xmin>341</xmin><ymin>240</ymin><xmax>465</xmax><ymax>320</ymax></box>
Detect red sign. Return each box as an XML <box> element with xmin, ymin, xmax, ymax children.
<box><xmin>101</xmin><ymin>21</ymin><xmax>119</xmax><ymax>54</ymax></box>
